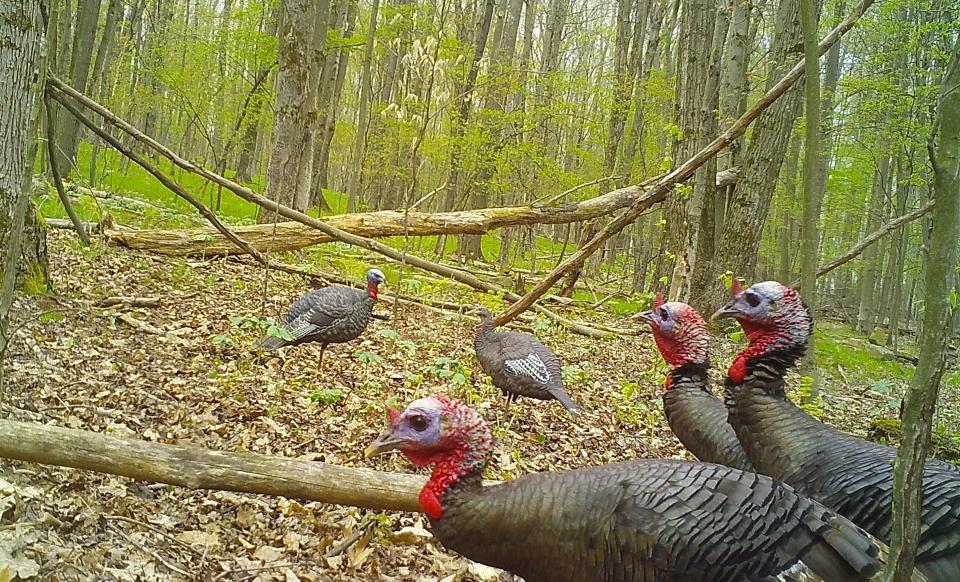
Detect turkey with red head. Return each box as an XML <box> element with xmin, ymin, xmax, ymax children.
<box><xmin>635</xmin><ymin>294</ymin><xmax>754</xmax><ymax>471</ymax></box>
<box><xmin>472</xmin><ymin>306</ymin><xmax>578</xmax><ymax>415</ymax></box>
<box><xmin>714</xmin><ymin>280</ymin><xmax>960</xmax><ymax>580</ymax></box>
<box><xmin>366</xmin><ymin>395</ymin><xmax>881</xmax><ymax>582</ymax></box>
<box><xmin>256</xmin><ymin>269</ymin><xmax>386</xmax><ymax>367</ymax></box>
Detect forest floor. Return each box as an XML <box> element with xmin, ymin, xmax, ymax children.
<box><xmin>2</xmin><ymin>231</ymin><xmax>959</xmax><ymax>581</ymax></box>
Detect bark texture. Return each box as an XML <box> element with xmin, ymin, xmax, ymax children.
<box><xmin>1</xmin><ymin>0</ymin><xmax>47</xmax><ymax>364</ymax></box>
<box><xmin>693</xmin><ymin>0</ymin><xmax>804</xmax><ymax>313</ymax></box>
<box><xmin>885</xmin><ymin>37</ymin><xmax>960</xmax><ymax>581</ymax></box>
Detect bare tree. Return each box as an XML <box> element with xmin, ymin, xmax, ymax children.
<box><xmin>1</xmin><ymin>0</ymin><xmax>46</xmax><ymax>390</ymax></box>
<box><xmin>885</xmin><ymin>36</ymin><xmax>960</xmax><ymax>581</ymax></box>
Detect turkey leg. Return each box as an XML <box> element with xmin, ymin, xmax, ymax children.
<box><xmin>317</xmin><ymin>343</ymin><xmax>329</xmax><ymax>368</ymax></box>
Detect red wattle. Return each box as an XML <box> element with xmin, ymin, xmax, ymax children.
<box><xmin>419</xmin><ymin>486</ymin><xmax>444</xmax><ymax>519</ymax></box>
<box><xmin>728</xmin><ymin>355</ymin><xmax>747</xmax><ymax>384</ymax></box>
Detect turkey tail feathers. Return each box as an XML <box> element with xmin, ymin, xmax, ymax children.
<box><xmin>800</xmin><ymin>514</ymin><xmax>880</xmax><ymax>581</ymax></box>
<box><xmin>256</xmin><ymin>334</ymin><xmax>288</xmax><ymax>351</ymax></box>
<box><xmin>549</xmin><ymin>387</ymin><xmax>579</xmax><ymax>414</ymax></box>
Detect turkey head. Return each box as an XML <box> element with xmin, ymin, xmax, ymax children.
<box><xmin>636</xmin><ymin>293</ymin><xmax>710</xmax><ymax>368</ymax></box>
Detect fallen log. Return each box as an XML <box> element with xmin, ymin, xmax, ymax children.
<box><xmin>98</xmin><ymin>169</ymin><xmax>739</xmax><ymax>257</ymax></box>
<box><xmin>0</xmin><ymin>419</ymin><xmax>424</xmax><ymax>513</ymax></box>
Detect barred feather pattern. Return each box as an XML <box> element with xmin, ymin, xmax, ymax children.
<box><xmin>257</xmin><ymin>286</ymin><xmax>375</xmax><ymax>350</ymax></box>
<box><xmin>473</xmin><ymin>308</ymin><xmax>578</xmax><ymax>413</ymax></box>
<box><xmin>432</xmin><ymin>459</ymin><xmax>880</xmax><ymax>582</ymax></box>
<box><xmin>729</xmin><ymin>350</ymin><xmax>960</xmax><ymax>581</ymax></box>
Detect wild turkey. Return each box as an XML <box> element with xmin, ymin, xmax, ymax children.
<box><xmin>714</xmin><ymin>280</ymin><xmax>960</xmax><ymax>580</ymax></box>
<box><xmin>472</xmin><ymin>306</ymin><xmax>578</xmax><ymax>415</ymax></box>
<box><xmin>366</xmin><ymin>395</ymin><xmax>881</xmax><ymax>582</ymax></box>
<box><xmin>636</xmin><ymin>294</ymin><xmax>754</xmax><ymax>472</ymax></box>
<box><xmin>256</xmin><ymin>269</ymin><xmax>386</xmax><ymax>366</ymax></box>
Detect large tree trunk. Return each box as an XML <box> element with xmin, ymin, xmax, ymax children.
<box><xmin>55</xmin><ymin>0</ymin><xmax>102</xmax><ymax>171</ymax></box>
<box><xmin>257</xmin><ymin>0</ymin><xmax>328</xmax><ymax>222</ymax></box>
<box><xmin>886</xmin><ymin>37</ymin><xmax>960</xmax><ymax>580</ymax></box>
<box><xmin>657</xmin><ymin>0</ymin><xmax>716</xmax><ymax>299</ymax></box>
<box><xmin>693</xmin><ymin>0</ymin><xmax>804</xmax><ymax>313</ymax></box>
<box><xmin>1</xmin><ymin>0</ymin><xmax>46</xmax><ymax>379</ymax></box>
<box><xmin>107</xmin><ymin>171</ymin><xmax>735</xmax><ymax>256</ymax></box>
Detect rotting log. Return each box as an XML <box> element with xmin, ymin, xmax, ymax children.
<box><xmin>0</xmin><ymin>419</ymin><xmax>425</xmax><ymax>513</ymax></box>
<box><xmin>98</xmin><ymin>169</ymin><xmax>740</xmax><ymax>257</ymax></box>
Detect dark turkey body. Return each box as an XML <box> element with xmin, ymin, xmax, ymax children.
<box><xmin>260</xmin><ymin>287</ymin><xmax>374</xmax><ymax>349</ymax></box>
<box><xmin>730</xmin><ymin>364</ymin><xmax>960</xmax><ymax>580</ymax></box>
<box><xmin>474</xmin><ymin>327</ymin><xmax>577</xmax><ymax>411</ymax></box>
<box><xmin>663</xmin><ymin>366</ymin><xmax>755</xmax><ymax>472</ymax></box>
<box><xmin>430</xmin><ymin>459</ymin><xmax>877</xmax><ymax>582</ymax></box>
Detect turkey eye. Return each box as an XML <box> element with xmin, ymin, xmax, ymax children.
<box><xmin>658</xmin><ymin>307</ymin><xmax>669</xmax><ymax>320</ymax></box>
<box><xmin>408</xmin><ymin>415</ymin><xmax>428</xmax><ymax>432</ymax></box>
<box><xmin>745</xmin><ymin>293</ymin><xmax>760</xmax><ymax>307</ymax></box>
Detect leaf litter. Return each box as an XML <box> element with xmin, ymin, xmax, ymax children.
<box><xmin>1</xmin><ymin>231</ymin><xmax>956</xmax><ymax>580</ymax></box>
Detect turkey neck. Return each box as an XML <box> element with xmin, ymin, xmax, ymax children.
<box><xmin>418</xmin><ymin>416</ymin><xmax>491</xmax><ymax>520</ymax></box>
<box><xmin>474</xmin><ymin>315</ymin><xmax>497</xmax><ymax>351</ymax></box>
<box><xmin>664</xmin><ymin>363</ymin><xmax>710</xmax><ymax>392</ymax></box>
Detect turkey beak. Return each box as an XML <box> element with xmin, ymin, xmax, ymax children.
<box><xmin>365</xmin><ymin>428</ymin><xmax>404</xmax><ymax>459</ymax></box>
<box><xmin>711</xmin><ymin>301</ymin><xmax>740</xmax><ymax>320</ymax></box>
<box><xmin>633</xmin><ymin>310</ymin><xmax>654</xmax><ymax>324</ymax></box>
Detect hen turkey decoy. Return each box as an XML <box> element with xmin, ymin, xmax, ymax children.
<box><xmin>636</xmin><ymin>294</ymin><xmax>754</xmax><ymax>471</ymax></box>
<box><xmin>472</xmin><ymin>306</ymin><xmax>578</xmax><ymax>415</ymax></box>
<box><xmin>714</xmin><ymin>280</ymin><xmax>960</xmax><ymax>580</ymax></box>
<box><xmin>366</xmin><ymin>395</ymin><xmax>881</xmax><ymax>582</ymax></box>
<box><xmin>256</xmin><ymin>269</ymin><xmax>386</xmax><ymax>367</ymax></box>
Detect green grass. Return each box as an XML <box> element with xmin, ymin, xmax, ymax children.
<box><xmin>815</xmin><ymin>321</ymin><xmax>960</xmax><ymax>392</ymax></box>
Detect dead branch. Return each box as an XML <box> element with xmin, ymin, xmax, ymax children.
<box><xmin>96</xmin><ymin>296</ymin><xmax>162</xmax><ymax>308</ymax></box>
<box><xmin>43</xmin><ymin>93</ymin><xmax>89</xmax><ymax>245</ymax></box>
<box><xmin>0</xmin><ymin>419</ymin><xmax>424</xmax><ymax>513</ymax></box>
<box><xmin>44</xmin><ymin>218</ymin><xmax>100</xmax><ymax>231</ymax></box>
<box><xmin>47</xmin><ymin>76</ymin><xmax>623</xmax><ymax>338</ymax></box>
<box><xmin>497</xmin><ymin>0</ymin><xmax>876</xmax><ymax>326</ymax></box>
<box><xmin>88</xmin><ymin>168</ymin><xmax>738</xmax><ymax>257</ymax></box>
<box><xmin>789</xmin><ymin>200</ymin><xmax>935</xmax><ymax>288</ymax></box>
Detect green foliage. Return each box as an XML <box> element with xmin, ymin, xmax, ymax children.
<box><xmin>378</xmin><ymin>328</ymin><xmax>418</xmax><ymax>354</ymax></box>
<box><xmin>561</xmin><ymin>364</ymin><xmax>590</xmax><ymax>385</ymax></box>
<box><xmin>795</xmin><ymin>376</ymin><xmax>825</xmax><ymax>419</ymax></box>
<box><xmin>309</xmin><ymin>387</ymin><xmax>345</xmax><ymax>405</ymax></box>
<box><xmin>38</xmin><ymin>311</ymin><xmax>64</xmax><ymax>323</ymax></box>
<box><xmin>613</xmin><ymin>380</ymin><xmax>661</xmax><ymax>427</ymax></box>
<box><xmin>353</xmin><ymin>350</ymin><xmax>384</xmax><ymax>365</ymax></box>
<box><xmin>423</xmin><ymin>356</ymin><xmax>469</xmax><ymax>387</ymax></box>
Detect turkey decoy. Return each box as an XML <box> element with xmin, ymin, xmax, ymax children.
<box><xmin>472</xmin><ymin>306</ymin><xmax>578</xmax><ymax>415</ymax></box>
<box><xmin>366</xmin><ymin>395</ymin><xmax>881</xmax><ymax>582</ymax></box>
<box><xmin>714</xmin><ymin>280</ymin><xmax>960</xmax><ymax>580</ymax></box>
<box><xmin>256</xmin><ymin>268</ymin><xmax>386</xmax><ymax>367</ymax></box>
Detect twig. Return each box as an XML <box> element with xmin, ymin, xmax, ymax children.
<box><xmin>103</xmin><ymin>515</ymin><xmax>205</xmax><ymax>555</ymax></box>
<box><xmin>213</xmin><ymin>562</ymin><xmax>296</xmax><ymax>582</ymax></box>
<box><xmin>535</xmin><ymin>175</ymin><xmax>625</xmax><ymax>207</ymax></box>
<box><xmin>323</xmin><ymin>525</ymin><xmax>370</xmax><ymax>558</ymax></box>
<box><xmin>107</xmin><ymin>523</ymin><xmax>192</xmax><ymax>577</ymax></box>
